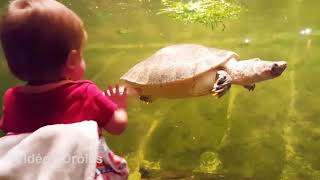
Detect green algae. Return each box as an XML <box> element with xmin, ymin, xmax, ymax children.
<box><xmin>159</xmin><ymin>0</ymin><xmax>242</xmax><ymax>30</ymax></box>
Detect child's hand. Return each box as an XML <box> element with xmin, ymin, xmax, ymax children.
<box><xmin>105</xmin><ymin>85</ymin><xmax>127</xmax><ymax>109</ymax></box>
<box><xmin>104</xmin><ymin>85</ymin><xmax>128</xmax><ymax>135</ymax></box>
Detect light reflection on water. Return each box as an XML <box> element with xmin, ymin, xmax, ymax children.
<box><xmin>300</xmin><ymin>28</ymin><xmax>312</xmax><ymax>36</ymax></box>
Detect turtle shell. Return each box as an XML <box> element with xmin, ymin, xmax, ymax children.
<box><xmin>121</xmin><ymin>44</ymin><xmax>239</xmax><ymax>85</ymax></box>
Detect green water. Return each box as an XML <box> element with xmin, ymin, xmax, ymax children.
<box><xmin>1</xmin><ymin>0</ymin><xmax>320</xmax><ymax>179</ymax></box>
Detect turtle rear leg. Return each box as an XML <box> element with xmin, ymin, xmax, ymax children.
<box><xmin>212</xmin><ymin>70</ymin><xmax>232</xmax><ymax>98</ymax></box>
<box><xmin>139</xmin><ymin>95</ymin><xmax>155</xmax><ymax>103</ymax></box>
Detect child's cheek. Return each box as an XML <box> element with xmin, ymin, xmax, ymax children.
<box><xmin>81</xmin><ymin>59</ymin><xmax>86</xmax><ymax>72</ymax></box>
<box><xmin>70</xmin><ymin>60</ymin><xmax>85</xmax><ymax>80</ymax></box>
<box><xmin>80</xmin><ymin>59</ymin><xmax>86</xmax><ymax>78</ymax></box>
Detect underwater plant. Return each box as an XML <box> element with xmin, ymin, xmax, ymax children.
<box><xmin>159</xmin><ymin>0</ymin><xmax>242</xmax><ymax>30</ymax></box>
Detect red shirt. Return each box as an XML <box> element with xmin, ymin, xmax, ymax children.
<box><xmin>0</xmin><ymin>80</ymin><xmax>117</xmax><ymax>134</ymax></box>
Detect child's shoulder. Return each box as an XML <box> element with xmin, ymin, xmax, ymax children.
<box><xmin>2</xmin><ymin>86</ymin><xmax>19</xmax><ymax>99</ymax></box>
<box><xmin>1</xmin><ymin>86</ymin><xmax>21</xmax><ymax>108</ymax></box>
<box><xmin>71</xmin><ymin>80</ymin><xmax>94</xmax><ymax>85</ymax></box>
<box><xmin>2</xmin><ymin>80</ymin><xmax>96</xmax><ymax>98</ymax></box>
<box><xmin>70</xmin><ymin>80</ymin><xmax>100</xmax><ymax>92</ymax></box>
<box><xmin>62</xmin><ymin>80</ymin><xmax>105</xmax><ymax>99</ymax></box>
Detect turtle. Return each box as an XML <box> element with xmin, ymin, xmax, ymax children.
<box><xmin>120</xmin><ymin>44</ymin><xmax>287</xmax><ymax>102</ymax></box>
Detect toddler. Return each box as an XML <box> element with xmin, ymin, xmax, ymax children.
<box><xmin>0</xmin><ymin>0</ymin><xmax>128</xmax><ymax>179</ymax></box>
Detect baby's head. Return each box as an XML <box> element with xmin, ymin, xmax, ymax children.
<box><xmin>0</xmin><ymin>0</ymin><xmax>87</xmax><ymax>84</ymax></box>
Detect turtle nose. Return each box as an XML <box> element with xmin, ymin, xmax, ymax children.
<box><xmin>271</xmin><ymin>61</ymin><xmax>287</xmax><ymax>76</ymax></box>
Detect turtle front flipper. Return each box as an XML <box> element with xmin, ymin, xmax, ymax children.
<box><xmin>212</xmin><ymin>70</ymin><xmax>232</xmax><ymax>98</ymax></box>
<box><xmin>139</xmin><ymin>95</ymin><xmax>156</xmax><ymax>103</ymax></box>
<box><xmin>243</xmin><ymin>84</ymin><xmax>255</xmax><ymax>91</ymax></box>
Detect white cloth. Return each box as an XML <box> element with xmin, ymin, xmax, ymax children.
<box><xmin>0</xmin><ymin>121</ymin><xmax>99</xmax><ymax>180</ymax></box>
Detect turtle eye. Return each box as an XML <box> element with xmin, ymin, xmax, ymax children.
<box><xmin>272</xmin><ymin>63</ymin><xmax>279</xmax><ymax>70</ymax></box>
<box><xmin>271</xmin><ymin>63</ymin><xmax>282</xmax><ymax>76</ymax></box>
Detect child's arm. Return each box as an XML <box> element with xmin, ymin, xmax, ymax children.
<box><xmin>104</xmin><ymin>85</ymin><xmax>128</xmax><ymax>135</ymax></box>
<box><xmin>104</xmin><ymin>108</ymin><xmax>128</xmax><ymax>135</ymax></box>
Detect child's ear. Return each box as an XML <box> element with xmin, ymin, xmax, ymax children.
<box><xmin>66</xmin><ymin>50</ymin><xmax>81</xmax><ymax>69</ymax></box>
<box><xmin>61</xmin><ymin>50</ymin><xmax>81</xmax><ymax>79</ymax></box>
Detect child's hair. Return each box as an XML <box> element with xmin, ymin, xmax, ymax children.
<box><xmin>0</xmin><ymin>0</ymin><xmax>87</xmax><ymax>82</ymax></box>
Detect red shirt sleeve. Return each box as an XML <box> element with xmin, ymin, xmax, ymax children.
<box><xmin>0</xmin><ymin>88</ymin><xmax>13</xmax><ymax>132</ymax></box>
<box><xmin>0</xmin><ymin>106</ymin><xmax>3</xmax><ymax>129</ymax></box>
<box><xmin>86</xmin><ymin>84</ymin><xmax>118</xmax><ymax>127</ymax></box>
<box><xmin>0</xmin><ymin>116</ymin><xmax>3</xmax><ymax>130</ymax></box>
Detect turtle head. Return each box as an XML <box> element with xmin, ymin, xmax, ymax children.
<box><xmin>255</xmin><ymin>59</ymin><xmax>287</xmax><ymax>80</ymax></box>
<box><xmin>228</xmin><ymin>58</ymin><xmax>287</xmax><ymax>85</ymax></box>
<box><xmin>270</xmin><ymin>61</ymin><xmax>288</xmax><ymax>77</ymax></box>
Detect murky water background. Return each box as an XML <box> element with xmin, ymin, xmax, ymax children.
<box><xmin>1</xmin><ymin>0</ymin><xmax>320</xmax><ymax>179</ymax></box>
